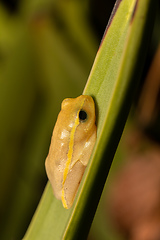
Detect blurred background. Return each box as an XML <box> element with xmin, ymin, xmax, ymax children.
<box><xmin>0</xmin><ymin>0</ymin><xmax>160</xmax><ymax>239</ymax></box>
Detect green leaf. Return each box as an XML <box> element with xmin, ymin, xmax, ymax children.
<box><xmin>23</xmin><ymin>0</ymin><xmax>157</xmax><ymax>239</ymax></box>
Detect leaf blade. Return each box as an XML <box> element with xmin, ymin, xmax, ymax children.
<box><xmin>23</xmin><ymin>0</ymin><xmax>157</xmax><ymax>239</ymax></box>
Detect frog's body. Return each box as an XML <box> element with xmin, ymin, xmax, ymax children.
<box><xmin>45</xmin><ymin>95</ymin><xmax>97</xmax><ymax>209</ymax></box>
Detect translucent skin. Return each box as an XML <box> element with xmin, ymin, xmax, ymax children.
<box><xmin>45</xmin><ymin>95</ymin><xmax>97</xmax><ymax>209</ymax></box>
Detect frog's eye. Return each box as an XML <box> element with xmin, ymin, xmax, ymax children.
<box><xmin>79</xmin><ymin>110</ymin><xmax>87</xmax><ymax>122</ymax></box>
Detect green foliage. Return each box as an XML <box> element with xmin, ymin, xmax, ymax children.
<box><xmin>0</xmin><ymin>1</ymin><xmax>97</xmax><ymax>239</ymax></box>
<box><xmin>0</xmin><ymin>0</ymin><xmax>158</xmax><ymax>239</ymax></box>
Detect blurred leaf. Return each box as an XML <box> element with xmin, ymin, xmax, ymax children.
<box><xmin>0</xmin><ymin>0</ymin><xmax>98</xmax><ymax>239</ymax></box>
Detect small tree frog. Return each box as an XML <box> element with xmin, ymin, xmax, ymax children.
<box><xmin>45</xmin><ymin>95</ymin><xmax>97</xmax><ymax>209</ymax></box>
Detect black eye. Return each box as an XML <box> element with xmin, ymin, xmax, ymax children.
<box><xmin>79</xmin><ymin>110</ymin><xmax>87</xmax><ymax>122</ymax></box>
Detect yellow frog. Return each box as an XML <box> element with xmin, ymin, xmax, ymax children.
<box><xmin>45</xmin><ymin>95</ymin><xmax>97</xmax><ymax>209</ymax></box>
